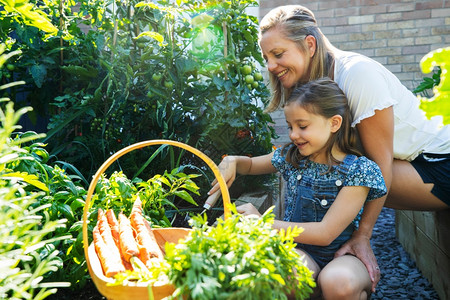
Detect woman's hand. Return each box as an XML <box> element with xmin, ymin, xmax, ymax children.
<box><xmin>236</xmin><ymin>203</ymin><xmax>261</xmax><ymax>217</ymax></box>
<box><xmin>334</xmin><ymin>234</ymin><xmax>380</xmax><ymax>292</ymax></box>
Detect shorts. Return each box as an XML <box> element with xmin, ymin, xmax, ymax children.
<box><xmin>410</xmin><ymin>153</ymin><xmax>450</xmax><ymax>206</ymax></box>
<box><xmin>296</xmin><ymin>224</ymin><xmax>354</xmax><ymax>269</ymax></box>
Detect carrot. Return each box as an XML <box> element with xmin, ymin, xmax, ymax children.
<box><xmin>118</xmin><ymin>212</ymin><xmax>140</xmax><ymax>262</ymax></box>
<box><xmin>122</xmin><ymin>258</ymin><xmax>133</xmax><ymax>271</ymax></box>
<box><xmin>131</xmin><ymin>196</ymin><xmax>144</xmax><ymax>216</ymax></box>
<box><xmin>105</xmin><ymin>209</ymin><xmax>133</xmax><ymax>270</ymax></box>
<box><xmin>93</xmin><ymin>225</ymin><xmax>126</xmax><ymax>277</ymax></box>
<box><xmin>106</xmin><ymin>209</ymin><xmax>120</xmax><ymax>249</ymax></box>
<box><xmin>97</xmin><ymin>208</ymin><xmax>126</xmax><ymax>270</ymax></box>
<box><xmin>130</xmin><ymin>197</ymin><xmax>164</xmax><ymax>268</ymax></box>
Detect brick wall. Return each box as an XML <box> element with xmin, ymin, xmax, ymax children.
<box><xmin>257</xmin><ymin>0</ymin><xmax>450</xmax><ymax>145</ymax></box>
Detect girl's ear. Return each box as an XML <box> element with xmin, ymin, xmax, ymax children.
<box><xmin>330</xmin><ymin>115</ymin><xmax>342</xmax><ymax>133</ymax></box>
<box><xmin>305</xmin><ymin>35</ymin><xmax>317</xmax><ymax>58</ymax></box>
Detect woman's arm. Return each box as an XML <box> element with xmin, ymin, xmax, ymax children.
<box><xmin>355</xmin><ymin>106</ymin><xmax>394</xmax><ymax>236</ymax></box>
<box><xmin>335</xmin><ymin>106</ymin><xmax>394</xmax><ymax>291</ymax></box>
<box><xmin>238</xmin><ymin>186</ymin><xmax>369</xmax><ymax>246</ymax></box>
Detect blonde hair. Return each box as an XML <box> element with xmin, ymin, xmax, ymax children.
<box><xmin>259</xmin><ymin>5</ymin><xmax>336</xmax><ymax>112</ymax></box>
<box><xmin>282</xmin><ymin>78</ymin><xmax>362</xmax><ymax>170</ymax></box>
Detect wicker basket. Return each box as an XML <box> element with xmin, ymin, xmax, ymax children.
<box><xmin>82</xmin><ymin>140</ymin><xmax>231</xmax><ymax>300</ymax></box>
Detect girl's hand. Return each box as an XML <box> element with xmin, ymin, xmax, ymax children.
<box><xmin>208</xmin><ymin>153</ymin><xmax>276</xmax><ymax>196</ymax></box>
<box><xmin>236</xmin><ymin>203</ymin><xmax>261</xmax><ymax>217</ymax></box>
<box><xmin>208</xmin><ymin>156</ymin><xmax>238</xmax><ymax>195</ymax></box>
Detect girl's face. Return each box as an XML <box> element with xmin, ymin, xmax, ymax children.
<box><xmin>259</xmin><ymin>28</ymin><xmax>313</xmax><ymax>88</ymax></box>
<box><xmin>284</xmin><ymin>102</ymin><xmax>340</xmax><ymax>164</ymax></box>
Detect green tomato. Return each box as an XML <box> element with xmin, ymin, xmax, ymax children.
<box><xmin>242</xmin><ymin>65</ymin><xmax>252</xmax><ymax>75</ymax></box>
<box><xmin>146</xmin><ymin>91</ymin><xmax>153</xmax><ymax>98</ymax></box>
<box><xmin>254</xmin><ymin>72</ymin><xmax>263</xmax><ymax>81</ymax></box>
<box><xmin>136</xmin><ymin>41</ymin><xmax>146</xmax><ymax>49</ymax></box>
<box><xmin>6</xmin><ymin>64</ymin><xmax>14</xmax><ymax>71</ymax></box>
<box><xmin>164</xmin><ymin>81</ymin><xmax>173</xmax><ymax>89</ymax></box>
<box><xmin>152</xmin><ymin>73</ymin><xmax>162</xmax><ymax>81</ymax></box>
<box><xmin>252</xmin><ymin>81</ymin><xmax>259</xmax><ymax>88</ymax></box>
<box><xmin>245</xmin><ymin>75</ymin><xmax>254</xmax><ymax>84</ymax></box>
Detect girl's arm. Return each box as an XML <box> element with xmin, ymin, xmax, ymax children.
<box><xmin>238</xmin><ymin>186</ymin><xmax>370</xmax><ymax>246</ymax></box>
<box><xmin>208</xmin><ymin>152</ymin><xmax>277</xmax><ymax>195</ymax></box>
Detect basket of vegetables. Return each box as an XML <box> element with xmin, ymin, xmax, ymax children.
<box><xmin>82</xmin><ymin>140</ymin><xmax>232</xmax><ymax>300</ymax></box>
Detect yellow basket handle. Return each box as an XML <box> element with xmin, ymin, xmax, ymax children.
<box><xmin>82</xmin><ymin>139</ymin><xmax>231</xmax><ymax>267</ymax></box>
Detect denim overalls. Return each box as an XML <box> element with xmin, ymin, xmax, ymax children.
<box><xmin>291</xmin><ymin>154</ymin><xmax>359</xmax><ymax>269</ymax></box>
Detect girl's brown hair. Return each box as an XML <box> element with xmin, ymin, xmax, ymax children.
<box><xmin>282</xmin><ymin>78</ymin><xmax>362</xmax><ymax>169</ymax></box>
<box><xmin>259</xmin><ymin>5</ymin><xmax>336</xmax><ymax>112</ymax></box>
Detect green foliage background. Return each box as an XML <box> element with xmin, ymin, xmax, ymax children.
<box><xmin>1</xmin><ymin>0</ymin><xmax>276</xmax><ymax>196</ymax></box>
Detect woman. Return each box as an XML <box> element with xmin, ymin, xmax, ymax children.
<box><xmin>257</xmin><ymin>4</ymin><xmax>450</xmax><ymax>292</ymax></box>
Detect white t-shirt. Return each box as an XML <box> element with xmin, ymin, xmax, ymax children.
<box><xmin>333</xmin><ymin>49</ymin><xmax>450</xmax><ymax>161</ymax></box>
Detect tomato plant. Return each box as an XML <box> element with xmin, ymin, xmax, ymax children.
<box><xmin>2</xmin><ymin>0</ymin><xmax>276</xmax><ymax>196</ymax></box>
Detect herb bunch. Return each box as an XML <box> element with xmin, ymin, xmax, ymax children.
<box><xmin>165</xmin><ymin>206</ymin><xmax>316</xmax><ymax>300</ymax></box>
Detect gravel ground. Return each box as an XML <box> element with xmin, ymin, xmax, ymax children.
<box><xmin>371</xmin><ymin>207</ymin><xmax>439</xmax><ymax>300</ymax></box>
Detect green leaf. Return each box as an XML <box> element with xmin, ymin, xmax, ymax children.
<box><xmin>155</xmin><ymin>174</ymin><xmax>171</xmax><ymax>187</ymax></box>
<box><xmin>70</xmin><ymin>198</ymin><xmax>86</xmax><ymax>212</ymax></box>
<box><xmin>179</xmin><ymin>182</ymin><xmax>200</xmax><ymax>195</ymax></box>
<box><xmin>242</xmin><ymin>30</ymin><xmax>253</xmax><ymax>44</ymax></box>
<box><xmin>57</xmin><ymin>202</ymin><xmax>74</xmax><ymax>222</ymax></box>
<box><xmin>30</xmin><ymin>64</ymin><xmax>47</xmax><ymax>88</ymax></box>
<box><xmin>0</xmin><ymin>171</ymin><xmax>48</xmax><ymax>191</ymax></box>
<box><xmin>135</xmin><ymin>31</ymin><xmax>166</xmax><ymax>46</ymax></box>
<box><xmin>173</xmin><ymin>190</ymin><xmax>198</xmax><ymax>206</ymax></box>
<box><xmin>10</xmin><ymin>2</ymin><xmax>58</xmax><ymax>34</ymax></box>
<box><xmin>60</xmin><ymin>65</ymin><xmax>98</xmax><ymax>79</ymax></box>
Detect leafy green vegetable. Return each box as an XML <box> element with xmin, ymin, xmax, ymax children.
<box><xmin>92</xmin><ymin>169</ymin><xmax>200</xmax><ymax>227</ymax></box>
<box><xmin>417</xmin><ymin>47</ymin><xmax>450</xmax><ymax>125</ymax></box>
<box><xmin>164</xmin><ymin>206</ymin><xmax>315</xmax><ymax>300</ymax></box>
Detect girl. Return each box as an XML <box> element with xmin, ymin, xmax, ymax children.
<box><xmin>257</xmin><ymin>4</ymin><xmax>450</xmax><ymax>291</ymax></box>
<box><xmin>209</xmin><ymin>78</ymin><xmax>387</xmax><ymax>299</ymax></box>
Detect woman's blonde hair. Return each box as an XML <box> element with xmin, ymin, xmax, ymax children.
<box><xmin>282</xmin><ymin>78</ymin><xmax>362</xmax><ymax>170</ymax></box>
<box><xmin>259</xmin><ymin>5</ymin><xmax>336</xmax><ymax>112</ymax></box>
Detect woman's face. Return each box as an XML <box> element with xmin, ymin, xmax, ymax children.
<box><xmin>259</xmin><ymin>28</ymin><xmax>311</xmax><ymax>89</ymax></box>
